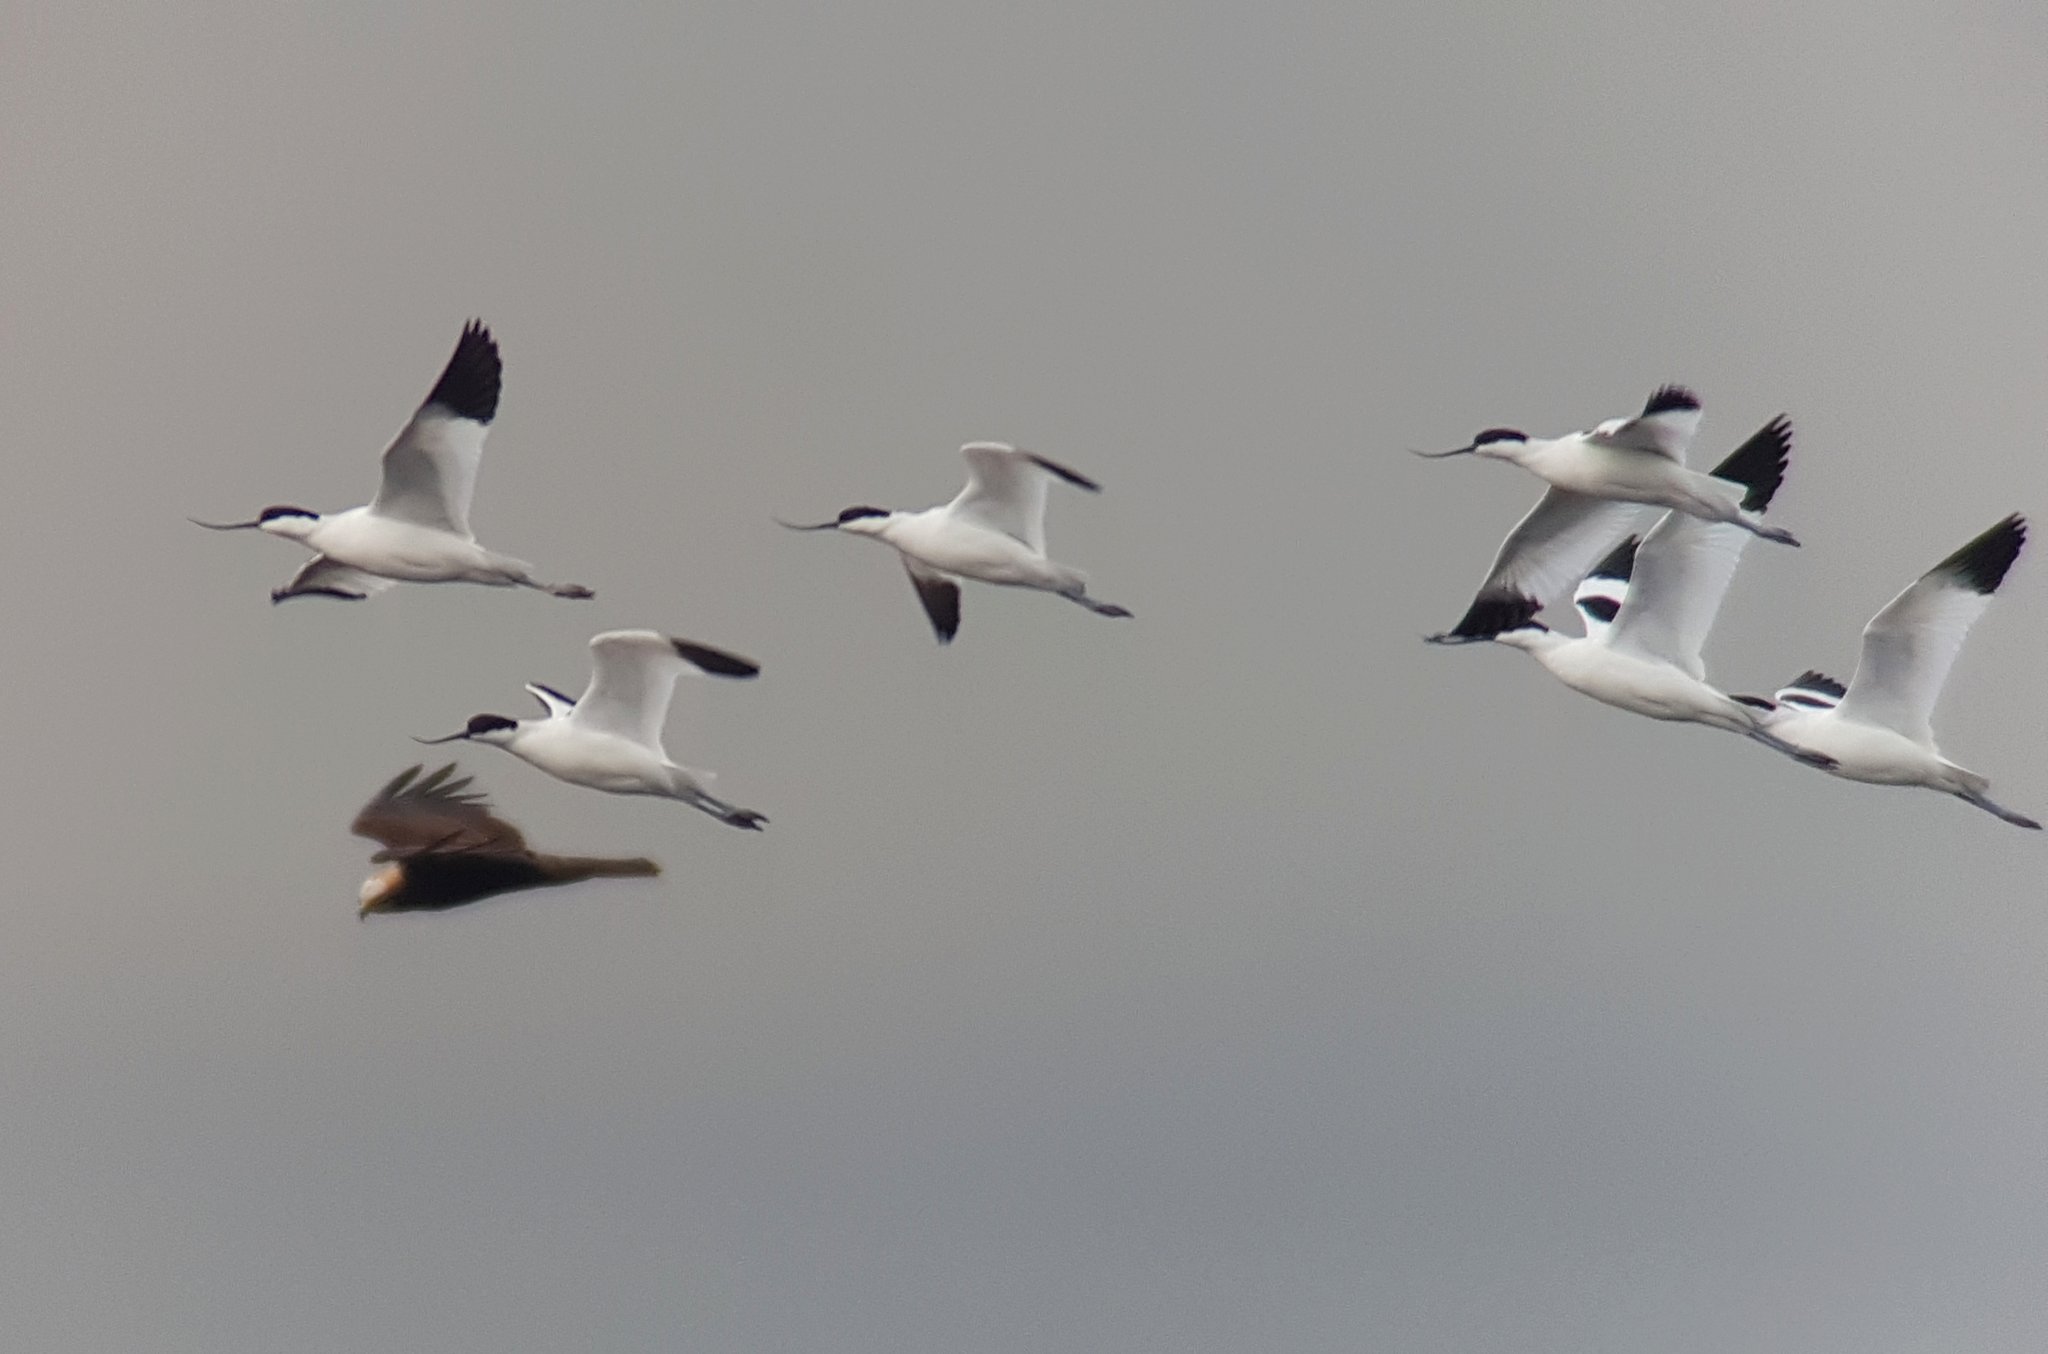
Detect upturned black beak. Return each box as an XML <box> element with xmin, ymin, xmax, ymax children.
<box><xmin>411</xmin><ymin>731</ymin><xmax>471</xmax><ymax>745</ymax></box>
<box><xmin>189</xmin><ymin>516</ymin><xmax>264</xmax><ymax>530</ymax></box>
<box><xmin>772</xmin><ymin>516</ymin><xmax>839</xmax><ymax>531</ymax></box>
<box><xmin>1409</xmin><ymin>444</ymin><xmax>1477</xmax><ymax>460</ymax></box>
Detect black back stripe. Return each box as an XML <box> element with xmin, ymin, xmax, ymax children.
<box><xmin>1576</xmin><ymin>595</ymin><xmax>1621</xmax><ymax>624</ymax></box>
<box><xmin>1025</xmin><ymin>453</ymin><xmax>1102</xmax><ymax>492</ymax></box>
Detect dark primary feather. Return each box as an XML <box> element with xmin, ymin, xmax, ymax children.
<box><xmin>1024</xmin><ymin>453</ymin><xmax>1102</xmax><ymax>492</ymax></box>
<box><xmin>422</xmin><ymin>320</ymin><xmax>502</xmax><ymax>424</ymax></box>
<box><xmin>1586</xmin><ymin>535</ymin><xmax>1640</xmax><ymax>583</ymax></box>
<box><xmin>1705</xmin><ymin>416</ymin><xmax>1793</xmax><ymax>513</ymax></box>
<box><xmin>1785</xmin><ymin>669</ymin><xmax>1847</xmax><ymax>700</ymax></box>
<box><xmin>670</xmin><ymin>639</ymin><xmax>761</xmax><ymax>678</ymax></box>
<box><xmin>1434</xmin><ymin>591</ymin><xmax>1541</xmax><ymax>642</ymax></box>
<box><xmin>1932</xmin><ymin>514</ymin><xmax>2026</xmax><ymax>595</ymax></box>
<box><xmin>1640</xmin><ymin>385</ymin><xmax>1702</xmax><ymax>417</ymax></box>
<box><xmin>351</xmin><ymin>762</ymin><xmax>526</xmax><ymax>857</ymax></box>
<box><xmin>905</xmin><ymin>563</ymin><xmax>962</xmax><ymax>643</ymax></box>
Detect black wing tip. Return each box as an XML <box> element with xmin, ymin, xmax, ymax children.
<box><xmin>1939</xmin><ymin>514</ymin><xmax>2027</xmax><ymax>594</ymax></box>
<box><xmin>1788</xmin><ymin>669</ymin><xmax>1847</xmax><ymax>699</ymax></box>
<box><xmin>1642</xmin><ymin>384</ymin><xmax>1702</xmax><ymax>416</ymax></box>
<box><xmin>1707</xmin><ymin>415</ymin><xmax>1793</xmax><ymax>512</ymax></box>
<box><xmin>670</xmin><ymin>638</ymin><xmax>761</xmax><ymax>678</ymax></box>
<box><xmin>1438</xmin><ymin>591</ymin><xmax>1541</xmax><ymax>642</ymax></box>
<box><xmin>1731</xmin><ymin>693</ymin><xmax>1776</xmax><ymax>710</ymax></box>
<box><xmin>424</xmin><ymin>319</ymin><xmax>502</xmax><ymax>424</ymax></box>
<box><xmin>1587</xmin><ymin>534</ymin><xmax>1641</xmax><ymax>583</ymax></box>
<box><xmin>1025</xmin><ymin>453</ymin><xmax>1103</xmax><ymax>492</ymax></box>
<box><xmin>910</xmin><ymin>572</ymin><xmax>962</xmax><ymax>643</ymax></box>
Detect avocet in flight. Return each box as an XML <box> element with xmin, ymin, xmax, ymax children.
<box><xmin>417</xmin><ymin>631</ymin><xmax>768</xmax><ymax>831</ymax></box>
<box><xmin>354</xmin><ymin>764</ymin><xmax>660</xmax><ymax>917</ymax></box>
<box><xmin>1732</xmin><ymin>515</ymin><xmax>2037</xmax><ymax>829</ymax></box>
<box><xmin>1434</xmin><ymin>416</ymin><xmax>1832</xmax><ymax>767</ymax></box>
<box><xmin>1416</xmin><ymin>386</ymin><xmax>1802</xmax><ymax>549</ymax></box>
<box><xmin>193</xmin><ymin>321</ymin><xmax>595</xmax><ymax>603</ymax></box>
<box><xmin>777</xmin><ymin>442</ymin><xmax>1131</xmax><ymax>644</ymax></box>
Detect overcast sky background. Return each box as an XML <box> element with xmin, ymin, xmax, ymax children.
<box><xmin>6</xmin><ymin>1</ymin><xmax>2048</xmax><ymax>1349</ymax></box>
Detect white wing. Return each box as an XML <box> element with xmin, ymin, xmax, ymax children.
<box><xmin>945</xmin><ymin>443</ymin><xmax>1101</xmax><ymax>554</ymax></box>
<box><xmin>1833</xmin><ymin>516</ymin><xmax>2026</xmax><ymax>744</ymax></box>
<box><xmin>568</xmin><ymin>630</ymin><xmax>760</xmax><ymax>752</ymax></box>
<box><xmin>271</xmin><ymin>555</ymin><xmax>399</xmax><ymax>603</ymax></box>
<box><xmin>1585</xmin><ymin>385</ymin><xmax>1702</xmax><ymax>461</ymax></box>
<box><xmin>1434</xmin><ymin>487</ymin><xmax>1647</xmax><ymax>640</ymax></box>
<box><xmin>523</xmin><ymin>682</ymin><xmax>577</xmax><ymax>718</ymax></box>
<box><xmin>369</xmin><ymin>321</ymin><xmax>500</xmax><ymax>537</ymax></box>
<box><xmin>1598</xmin><ymin>417</ymin><xmax>1792</xmax><ymax>676</ymax></box>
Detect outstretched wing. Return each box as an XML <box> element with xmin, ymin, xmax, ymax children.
<box><xmin>369</xmin><ymin>320</ymin><xmax>499</xmax><ymax>537</ymax></box>
<box><xmin>946</xmin><ymin>442</ymin><xmax>1100</xmax><ymax>554</ymax></box>
<box><xmin>271</xmin><ymin>555</ymin><xmax>399</xmax><ymax>603</ymax></box>
<box><xmin>569</xmin><ymin>630</ymin><xmax>760</xmax><ymax>751</ymax></box>
<box><xmin>1586</xmin><ymin>385</ymin><xmax>1702</xmax><ymax>461</ymax></box>
<box><xmin>1433</xmin><ymin>487</ymin><xmax>1646</xmax><ymax>640</ymax></box>
<box><xmin>351</xmin><ymin>763</ymin><xmax>527</xmax><ymax>857</ymax></box>
<box><xmin>1834</xmin><ymin>516</ymin><xmax>2026</xmax><ymax>744</ymax></box>
<box><xmin>1600</xmin><ymin>416</ymin><xmax>1791</xmax><ymax>676</ymax></box>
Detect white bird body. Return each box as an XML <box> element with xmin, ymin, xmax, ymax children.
<box><xmin>1495</xmin><ymin>628</ymin><xmax>1764</xmax><ymax>733</ymax></box>
<box><xmin>869</xmin><ymin>508</ymin><xmax>1085</xmax><ymax>592</ymax></box>
<box><xmin>419</xmin><ymin>631</ymin><xmax>768</xmax><ymax>830</ymax></box>
<box><xmin>780</xmin><ymin>442</ymin><xmax>1129</xmax><ymax>643</ymax></box>
<box><xmin>1740</xmin><ymin>516</ymin><xmax>2038</xmax><ymax>828</ymax></box>
<box><xmin>1418</xmin><ymin>386</ymin><xmax>1801</xmax><ymax>551</ymax></box>
<box><xmin>194</xmin><ymin>321</ymin><xmax>593</xmax><ymax>603</ymax></box>
<box><xmin>262</xmin><ymin>506</ymin><xmax>544</xmax><ymax>587</ymax></box>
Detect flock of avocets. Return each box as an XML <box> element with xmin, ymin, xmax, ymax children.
<box><xmin>1415</xmin><ymin>386</ymin><xmax>2036</xmax><ymax>830</ymax></box>
<box><xmin>194</xmin><ymin>323</ymin><xmax>2035</xmax><ymax>915</ymax></box>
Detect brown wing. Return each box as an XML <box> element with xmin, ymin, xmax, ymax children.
<box><xmin>350</xmin><ymin>763</ymin><xmax>529</xmax><ymax>858</ymax></box>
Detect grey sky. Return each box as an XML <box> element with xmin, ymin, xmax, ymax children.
<box><xmin>6</xmin><ymin>1</ymin><xmax>2048</xmax><ymax>1349</ymax></box>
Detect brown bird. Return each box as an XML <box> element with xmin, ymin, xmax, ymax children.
<box><xmin>353</xmin><ymin>764</ymin><xmax>659</xmax><ymax>916</ymax></box>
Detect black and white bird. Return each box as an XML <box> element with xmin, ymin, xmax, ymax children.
<box><xmin>354</xmin><ymin>764</ymin><xmax>659</xmax><ymax>916</ymax></box>
<box><xmin>1734</xmin><ymin>516</ymin><xmax>2038</xmax><ymax>828</ymax></box>
<box><xmin>1433</xmin><ymin>417</ymin><xmax>1829</xmax><ymax>766</ymax></box>
<box><xmin>1428</xmin><ymin>397</ymin><xmax>1803</xmax><ymax>642</ymax></box>
<box><xmin>1416</xmin><ymin>389</ymin><xmax>1801</xmax><ymax>607</ymax></box>
<box><xmin>417</xmin><ymin>631</ymin><xmax>769</xmax><ymax>830</ymax></box>
<box><xmin>193</xmin><ymin>321</ymin><xmax>595</xmax><ymax>603</ymax></box>
<box><xmin>777</xmin><ymin>442</ymin><xmax>1131</xmax><ymax>643</ymax></box>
